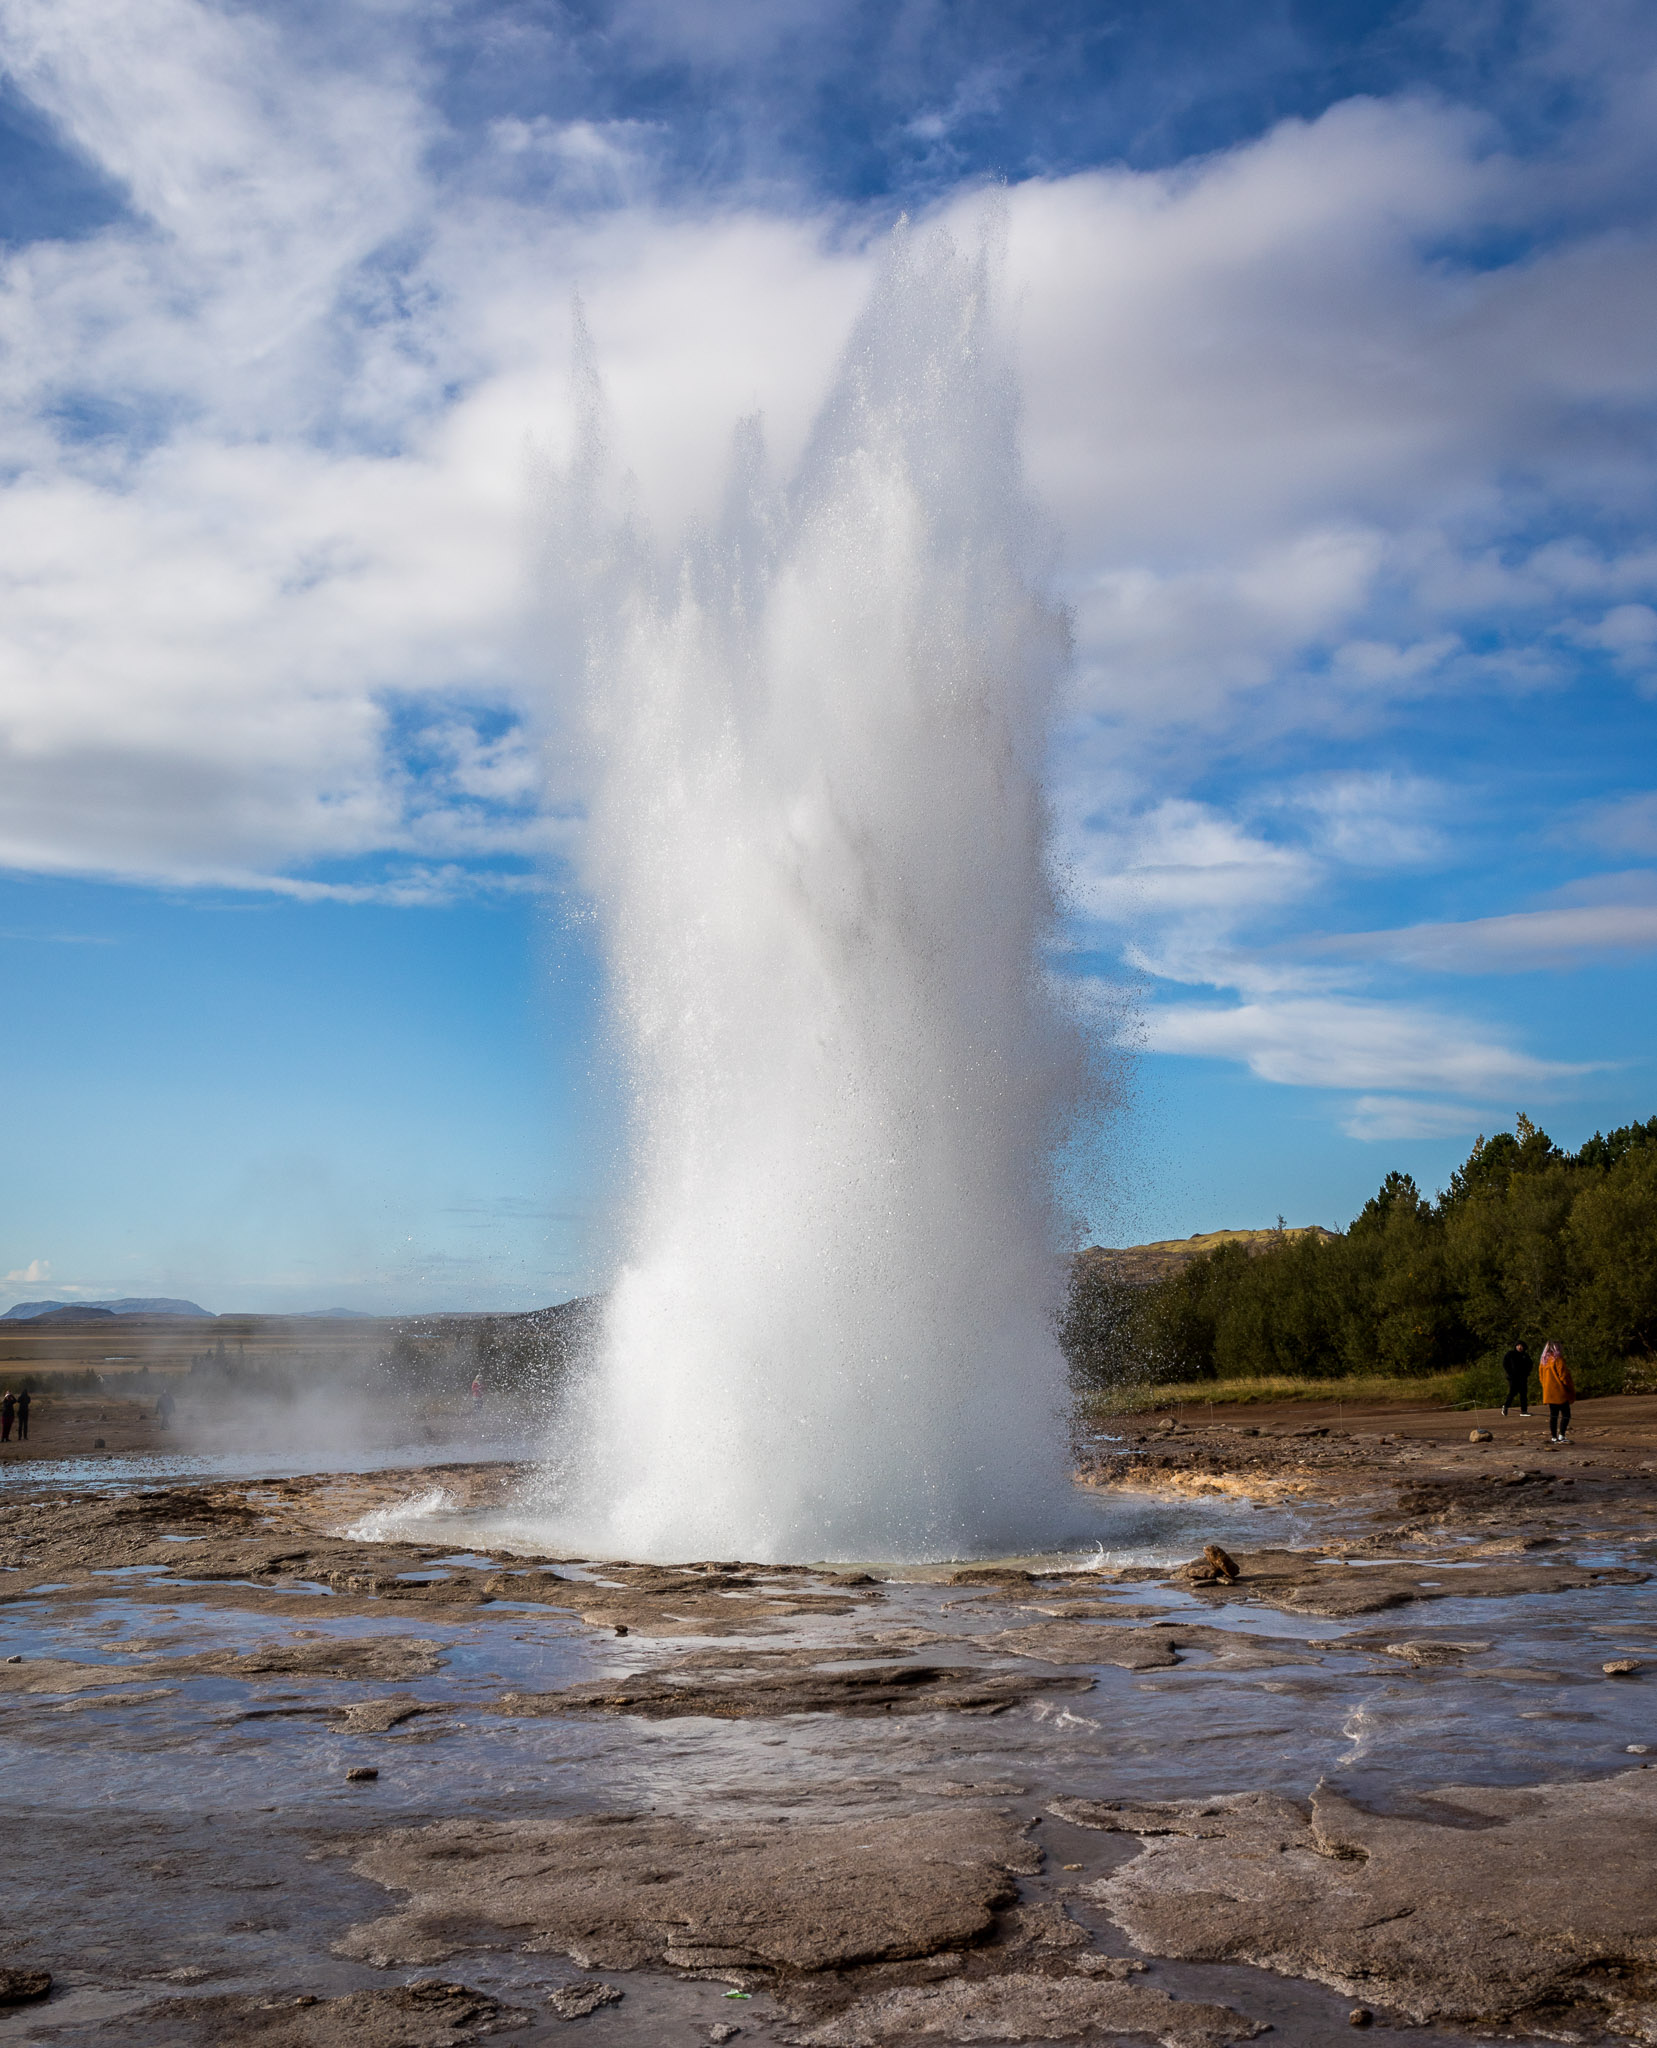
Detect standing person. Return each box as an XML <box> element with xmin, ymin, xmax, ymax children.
<box><xmin>1500</xmin><ymin>1339</ymin><xmax>1532</xmax><ymax>1417</ymax></box>
<box><xmin>15</xmin><ymin>1388</ymin><xmax>28</xmax><ymax>1441</ymax></box>
<box><xmin>0</xmin><ymin>1391</ymin><xmax>12</xmax><ymax>1443</ymax></box>
<box><xmin>156</xmin><ymin>1387</ymin><xmax>174</xmax><ymax>1431</ymax></box>
<box><xmin>1539</xmin><ymin>1342</ymin><xmax>1575</xmax><ymax>1443</ymax></box>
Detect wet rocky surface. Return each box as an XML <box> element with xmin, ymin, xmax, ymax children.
<box><xmin>2</xmin><ymin>1396</ymin><xmax>1657</xmax><ymax>2044</ymax></box>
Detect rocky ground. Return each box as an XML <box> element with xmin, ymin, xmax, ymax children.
<box><xmin>2</xmin><ymin>1398</ymin><xmax>1656</xmax><ymax>2046</ymax></box>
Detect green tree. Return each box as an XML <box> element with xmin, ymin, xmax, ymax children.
<box><xmin>1564</xmin><ymin>1145</ymin><xmax>1657</xmax><ymax>1370</ymax></box>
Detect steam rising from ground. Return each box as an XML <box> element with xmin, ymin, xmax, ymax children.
<box><xmin>532</xmin><ymin>223</ymin><xmax>1091</xmax><ymax>1563</ymax></box>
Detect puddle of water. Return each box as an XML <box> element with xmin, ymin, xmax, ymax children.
<box><xmin>0</xmin><ymin>1440</ymin><xmax>526</xmax><ymax>1497</ymax></box>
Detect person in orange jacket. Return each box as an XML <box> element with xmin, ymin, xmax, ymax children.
<box><xmin>1538</xmin><ymin>1341</ymin><xmax>1575</xmax><ymax>1443</ymax></box>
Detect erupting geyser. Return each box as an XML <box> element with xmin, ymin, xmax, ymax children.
<box><xmin>542</xmin><ymin>223</ymin><xmax>1090</xmax><ymax>1562</ymax></box>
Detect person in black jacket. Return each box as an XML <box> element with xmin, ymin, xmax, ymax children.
<box><xmin>1500</xmin><ymin>1339</ymin><xmax>1532</xmax><ymax>1418</ymax></box>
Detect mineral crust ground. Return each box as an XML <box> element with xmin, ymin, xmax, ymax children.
<box><xmin>3</xmin><ymin>1396</ymin><xmax>1657</xmax><ymax>2046</ymax></box>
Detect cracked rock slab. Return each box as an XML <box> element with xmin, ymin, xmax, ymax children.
<box><xmin>131</xmin><ymin>1979</ymin><xmax>527</xmax><ymax>2045</ymax></box>
<box><xmin>985</xmin><ymin>1623</ymin><xmax>1314</xmax><ymax>1672</ymax></box>
<box><xmin>546</xmin><ymin>1980</ymin><xmax>623</xmax><ymax>2018</ymax></box>
<box><xmin>339</xmin><ymin>1807</ymin><xmax>1041</xmax><ymax>1976</ymax></box>
<box><xmin>150</xmin><ymin>1638</ymin><xmax>447</xmax><ymax>1682</ymax></box>
<box><xmin>1127</xmin><ymin>1548</ymin><xmax>1649</xmax><ymax>1618</ymax></box>
<box><xmin>493</xmin><ymin>1663</ymin><xmax>1091</xmax><ymax>1720</ymax></box>
<box><xmin>0</xmin><ymin>1657</ymin><xmax>165</xmax><ymax>1695</ymax></box>
<box><xmin>1059</xmin><ymin>1771</ymin><xmax>1657</xmax><ymax>2037</ymax></box>
<box><xmin>784</xmin><ymin>1972</ymin><xmax>1266</xmax><ymax>2046</ymax></box>
<box><xmin>336</xmin><ymin>1694</ymin><xmax>440</xmax><ymax>1733</ymax></box>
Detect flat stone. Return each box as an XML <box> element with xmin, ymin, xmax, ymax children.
<box><xmin>1379</xmin><ymin>1641</ymin><xmax>1490</xmax><ymax>1668</ymax></box>
<box><xmin>130</xmin><ymin>1979</ymin><xmax>526</xmax><ymax>2044</ymax></box>
<box><xmin>547</xmin><ymin>1980</ymin><xmax>623</xmax><ymax>2018</ymax></box>
<box><xmin>492</xmin><ymin>1663</ymin><xmax>1090</xmax><ymax>1720</ymax></box>
<box><xmin>152</xmin><ymin>1638</ymin><xmax>447</xmax><ymax>1682</ymax></box>
<box><xmin>787</xmin><ymin>1972</ymin><xmax>1265</xmax><ymax>2046</ymax></box>
<box><xmin>1065</xmin><ymin>1770</ymin><xmax>1657</xmax><ymax>2035</ymax></box>
<box><xmin>0</xmin><ymin>1969</ymin><xmax>51</xmax><ymax>2003</ymax></box>
<box><xmin>0</xmin><ymin>1657</ymin><xmax>165</xmax><ymax>1695</ymax></box>
<box><xmin>986</xmin><ymin>1623</ymin><xmax>1312</xmax><ymax>1672</ymax></box>
<box><xmin>340</xmin><ymin>1807</ymin><xmax>1041</xmax><ymax>1975</ymax></box>
<box><xmin>337</xmin><ymin>1695</ymin><xmax>438</xmax><ymax>1733</ymax></box>
<box><xmin>1136</xmin><ymin>1548</ymin><xmax>1648</xmax><ymax>1618</ymax></box>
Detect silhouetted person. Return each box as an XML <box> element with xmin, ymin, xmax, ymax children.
<box><xmin>0</xmin><ymin>1392</ymin><xmax>13</xmax><ymax>1443</ymax></box>
<box><xmin>1500</xmin><ymin>1340</ymin><xmax>1532</xmax><ymax>1417</ymax></box>
<box><xmin>1539</xmin><ymin>1341</ymin><xmax>1575</xmax><ymax>1443</ymax></box>
<box><xmin>15</xmin><ymin>1389</ymin><xmax>28</xmax><ymax>1441</ymax></box>
<box><xmin>156</xmin><ymin>1388</ymin><xmax>174</xmax><ymax>1431</ymax></box>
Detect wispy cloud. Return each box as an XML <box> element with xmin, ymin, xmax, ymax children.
<box><xmin>1318</xmin><ymin>900</ymin><xmax>1657</xmax><ymax>973</ymax></box>
<box><xmin>1339</xmin><ymin>1096</ymin><xmax>1497</xmax><ymax>1142</ymax></box>
<box><xmin>1576</xmin><ymin>793</ymin><xmax>1657</xmax><ymax>858</ymax></box>
<box><xmin>1142</xmin><ymin>995</ymin><xmax>1589</xmax><ymax>1097</ymax></box>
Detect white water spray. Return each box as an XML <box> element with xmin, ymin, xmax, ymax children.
<box><xmin>543</xmin><ymin>223</ymin><xmax>1089</xmax><ymax>1562</ymax></box>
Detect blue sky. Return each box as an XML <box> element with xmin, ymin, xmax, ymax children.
<box><xmin>2</xmin><ymin>0</ymin><xmax>1655</xmax><ymax>1311</ymax></box>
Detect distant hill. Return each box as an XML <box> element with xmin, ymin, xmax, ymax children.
<box><xmin>1</xmin><ymin>1296</ymin><xmax>214</xmax><ymax>1321</ymax></box>
<box><xmin>1076</xmin><ymin>1226</ymin><xmax>1339</xmax><ymax>1287</ymax></box>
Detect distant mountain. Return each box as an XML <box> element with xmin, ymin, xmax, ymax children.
<box><xmin>1075</xmin><ymin>1226</ymin><xmax>1339</xmax><ymax>1287</ymax></box>
<box><xmin>1</xmin><ymin>1296</ymin><xmax>214</xmax><ymax>1321</ymax></box>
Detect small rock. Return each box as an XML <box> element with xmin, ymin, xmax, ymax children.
<box><xmin>2</xmin><ymin>1655</ymin><xmax>20</xmax><ymax>1664</ymax></box>
<box><xmin>1626</xmin><ymin>1744</ymin><xmax>1650</xmax><ymax>1755</ymax></box>
<box><xmin>1349</xmin><ymin>2006</ymin><xmax>1373</xmax><ymax>2027</ymax></box>
<box><xmin>614</xmin><ymin>1624</ymin><xmax>629</xmax><ymax>1636</ymax></box>
<box><xmin>1604</xmin><ymin>1660</ymin><xmax>1643</xmax><ymax>1677</ymax></box>
<box><xmin>345</xmin><ymin>1766</ymin><xmax>379</xmax><ymax>1781</ymax></box>
<box><xmin>1203</xmin><ymin>1543</ymin><xmax>1240</xmax><ymax>1581</ymax></box>
<box><xmin>94</xmin><ymin>1438</ymin><xmax>105</xmax><ymax>1448</ymax></box>
<box><xmin>548</xmin><ymin>1981</ymin><xmax>623</xmax><ymax>2019</ymax></box>
<box><xmin>1383</xmin><ymin>1640</ymin><xmax>1489</xmax><ymax>1668</ymax></box>
<box><xmin>710</xmin><ymin>2026</ymin><xmax>741</xmax><ymax>2044</ymax></box>
<box><xmin>1062</xmin><ymin>1862</ymin><xmax>1084</xmax><ymax>1871</ymax></box>
<box><xmin>0</xmin><ymin>1970</ymin><xmax>51</xmax><ymax>2005</ymax></box>
<box><xmin>1469</xmin><ymin>1429</ymin><xmax>1493</xmax><ymax>1443</ymax></box>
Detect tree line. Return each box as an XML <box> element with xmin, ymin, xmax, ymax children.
<box><xmin>1063</xmin><ymin>1113</ymin><xmax>1657</xmax><ymax>1397</ymax></box>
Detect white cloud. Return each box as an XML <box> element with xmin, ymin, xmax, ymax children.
<box><xmin>2</xmin><ymin>1258</ymin><xmax>50</xmax><ymax>1287</ymax></box>
<box><xmin>1339</xmin><ymin>1096</ymin><xmax>1494</xmax><ymax>1142</ymax></box>
<box><xmin>1577</xmin><ymin>603</ymin><xmax>1657</xmax><ymax>676</ymax></box>
<box><xmin>0</xmin><ymin>2</ymin><xmax>1652</xmax><ymax>908</ymax></box>
<box><xmin>1065</xmin><ymin>795</ymin><xmax>1323</xmax><ymax>996</ymax></box>
<box><xmin>1322</xmin><ymin>899</ymin><xmax>1657</xmax><ymax>972</ymax></box>
<box><xmin>1072</xmin><ymin>797</ymin><xmax>1314</xmax><ymax>922</ymax></box>
<box><xmin>1142</xmin><ymin>994</ymin><xmax>1586</xmax><ymax>1096</ymax></box>
<box><xmin>1578</xmin><ymin>794</ymin><xmax>1657</xmax><ymax>857</ymax></box>
<box><xmin>1278</xmin><ymin>770</ymin><xmax>1448</xmax><ymax>867</ymax></box>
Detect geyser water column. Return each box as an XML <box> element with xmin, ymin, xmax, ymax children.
<box><xmin>549</xmin><ymin>224</ymin><xmax>1087</xmax><ymax>1563</ymax></box>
